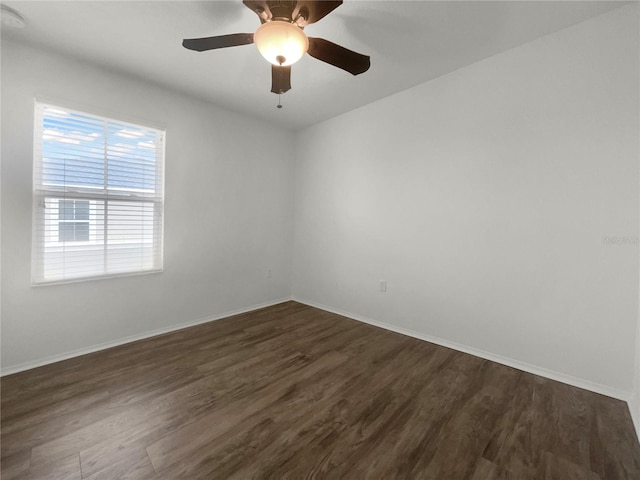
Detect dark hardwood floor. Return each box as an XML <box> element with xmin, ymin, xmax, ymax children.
<box><xmin>2</xmin><ymin>301</ymin><xmax>640</xmax><ymax>479</ymax></box>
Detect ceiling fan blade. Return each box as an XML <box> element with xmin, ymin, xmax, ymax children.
<box><xmin>293</xmin><ymin>1</ymin><xmax>342</xmax><ymax>26</ymax></box>
<box><xmin>243</xmin><ymin>0</ymin><xmax>271</xmax><ymax>23</ymax></box>
<box><xmin>271</xmin><ymin>65</ymin><xmax>292</xmax><ymax>94</ymax></box>
<box><xmin>307</xmin><ymin>37</ymin><xmax>370</xmax><ymax>75</ymax></box>
<box><xmin>182</xmin><ymin>33</ymin><xmax>254</xmax><ymax>52</ymax></box>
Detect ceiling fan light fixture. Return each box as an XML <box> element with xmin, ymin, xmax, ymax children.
<box><xmin>254</xmin><ymin>20</ymin><xmax>308</xmax><ymax>67</ymax></box>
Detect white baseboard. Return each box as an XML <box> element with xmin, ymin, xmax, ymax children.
<box><xmin>1</xmin><ymin>297</ymin><xmax>292</xmax><ymax>376</ymax></box>
<box><xmin>293</xmin><ymin>296</ymin><xmax>632</xmax><ymax>402</ymax></box>
<box><xmin>4</xmin><ymin>295</ymin><xmax>636</xmax><ymax>420</ymax></box>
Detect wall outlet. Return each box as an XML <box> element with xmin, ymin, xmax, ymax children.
<box><xmin>379</xmin><ymin>280</ymin><xmax>387</xmax><ymax>292</ymax></box>
<box><xmin>267</xmin><ymin>269</ymin><xmax>273</xmax><ymax>278</ymax></box>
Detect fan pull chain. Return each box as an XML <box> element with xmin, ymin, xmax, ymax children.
<box><xmin>277</xmin><ymin>93</ymin><xmax>283</xmax><ymax>109</ymax></box>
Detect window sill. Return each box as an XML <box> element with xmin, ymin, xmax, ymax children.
<box><xmin>32</xmin><ymin>268</ymin><xmax>164</xmax><ymax>287</ymax></box>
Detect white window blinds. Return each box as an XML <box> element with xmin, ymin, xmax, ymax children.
<box><xmin>32</xmin><ymin>102</ymin><xmax>165</xmax><ymax>285</ymax></box>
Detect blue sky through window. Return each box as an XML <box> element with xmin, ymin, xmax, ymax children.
<box><xmin>42</xmin><ymin>107</ymin><xmax>159</xmax><ymax>193</ymax></box>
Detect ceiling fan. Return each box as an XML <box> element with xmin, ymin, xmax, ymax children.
<box><xmin>182</xmin><ymin>0</ymin><xmax>370</xmax><ymax>97</ymax></box>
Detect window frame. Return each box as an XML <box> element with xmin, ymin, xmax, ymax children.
<box><xmin>32</xmin><ymin>100</ymin><xmax>166</xmax><ymax>286</ymax></box>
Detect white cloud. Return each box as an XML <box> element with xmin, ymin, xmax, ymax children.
<box><xmin>116</xmin><ymin>129</ymin><xmax>145</xmax><ymax>139</ymax></box>
<box><xmin>43</xmin><ymin>129</ymin><xmax>80</xmax><ymax>145</ymax></box>
<box><xmin>43</xmin><ymin>129</ymin><xmax>100</xmax><ymax>144</ymax></box>
<box><xmin>138</xmin><ymin>141</ymin><xmax>156</xmax><ymax>149</ymax></box>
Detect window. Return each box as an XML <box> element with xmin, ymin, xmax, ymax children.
<box><xmin>32</xmin><ymin>102</ymin><xmax>165</xmax><ymax>284</ymax></box>
<box><xmin>58</xmin><ymin>200</ymin><xmax>90</xmax><ymax>242</ymax></box>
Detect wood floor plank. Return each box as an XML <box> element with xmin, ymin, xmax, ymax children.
<box><xmin>223</xmin><ymin>339</ymin><xmax>432</xmax><ymax>479</ymax></box>
<box><xmin>0</xmin><ymin>448</ymin><xmax>31</xmax><ymax>480</ymax></box>
<box><xmin>152</xmin><ymin>344</ymin><xmax>369</xmax><ymax>479</ymax></box>
<box><xmin>538</xmin><ymin>451</ymin><xmax>602</xmax><ymax>480</ymax></box>
<box><xmin>146</xmin><ymin>350</ymin><xmax>349</xmax><ymax>472</ymax></box>
<box><xmin>590</xmin><ymin>393</ymin><xmax>640</xmax><ymax>479</ymax></box>
<box><xmin>24</xmin><ymin>453</ymin><xmax>82</xmax><ymax>480</ymax></box>
<box><xmin>33</xmin><ymin>350</ymin><xmax>312</xmax><ymax>469</ymax></box>
<box><xmin>1</xmin><ymin>389</ymin><xmax>113</xmax><ymax>461</ymax></box>
<box><xmin>2</xmin><ymin>301</ymin><xmax>640</xmax><ymax>479</ymax></box>
<box><xmin>417</xmin><ymin>362</ymin><xmax>522</xmax><ymax>479</ymax></box>
<box><xmin>470</xmin><ymin>458</ymin><xmax>520</xmax><ymax>480</ymax></box>
<box><xmin>82</xmin><ymin>447</ymin><xmax>156</xmax><ymax>480</ymax></box>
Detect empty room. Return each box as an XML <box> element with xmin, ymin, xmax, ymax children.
<box><xmin>2</xmin><ymin>0</ymin><xmax>640</xmax><ymax>478</ymax></box>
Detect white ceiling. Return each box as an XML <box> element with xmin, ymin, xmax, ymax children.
<box><xmin>2</xmin><ymin>1</ymin><xmax>627</xmax><ymax>130</ymax></box>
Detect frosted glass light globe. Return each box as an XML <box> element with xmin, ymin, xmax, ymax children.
<box><xmin>254</xmin><ymin>20</ymin><xmax>309</xmax><ymax>67</ymax></box>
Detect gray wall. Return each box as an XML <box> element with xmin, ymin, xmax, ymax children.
<box><xmin>1</xmin><ymin>41</ymin><xmax>295</xmax><ymax>371</ymax></box>
<box><xmin>292</xmin><ymin>5</ymin><xmax>639</xmax><ymax>397</ymax></box>
<box><xmin>2</xmin><ymin>5</ymin><xmax>639</xmax><ymax>427</ymax></box>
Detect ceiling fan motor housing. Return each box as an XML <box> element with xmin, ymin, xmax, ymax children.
<box><xmin>268</xmin><ymin>0</ymin><xmax>297</xmax><ymax>21</ymax></box>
